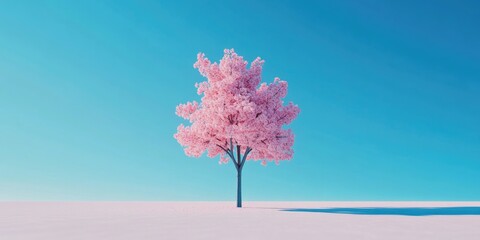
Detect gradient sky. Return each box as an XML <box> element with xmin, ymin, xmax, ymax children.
<box><xmin>1</xmin><ymin>0</ymin><xmax>479</xmax><ymax>201</ymax></box>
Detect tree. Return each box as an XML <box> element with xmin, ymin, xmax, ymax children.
<box><xmin>174</xmin><ymin>49</ymin><xmax>300</xmax><ymax>208</ymax></box>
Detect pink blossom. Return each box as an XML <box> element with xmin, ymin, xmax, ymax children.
<box><xmin>174</xmin><ymin>49</ymin><xmax>300</xmax><ymax>166</ymax></box>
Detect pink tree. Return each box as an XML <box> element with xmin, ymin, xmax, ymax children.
<box><xmin>174</xmin><ymin>49</ymin><xmax>300</xmax><ymax>207</ymax></box>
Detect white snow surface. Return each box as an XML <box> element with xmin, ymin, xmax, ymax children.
<box><xmin>1</xmin><ymin>201</ymin><xmax>479</xmax><ymax>240</ymax></box>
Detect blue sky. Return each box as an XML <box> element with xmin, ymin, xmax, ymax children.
<box><xmin>0</xmin><ymin>0</ymin><xmax>479</xmax><ymax>201</ymax></box>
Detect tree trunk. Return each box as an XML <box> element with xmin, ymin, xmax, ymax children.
<box><xmin>237</xmin><ymin>168</ymin><xmax>242</xmax><ymax>208</ymax></box>
<box><xmin>217</xmin><ymin>143</ymin><xmax>251</xmax><ymax>208</ymax></box>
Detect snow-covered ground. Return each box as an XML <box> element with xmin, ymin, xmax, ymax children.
<box><xmin>1</xmin><ymin>202</ymin><xmax>479</xmax><ymax>240</ymax></box>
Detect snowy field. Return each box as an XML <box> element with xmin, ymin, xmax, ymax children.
<box><xmin>1</xmin><ymin>202</ymin><xmax>479</xmax><ymax>240</ymax></box>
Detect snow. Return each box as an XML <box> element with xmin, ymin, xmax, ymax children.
<box><xmin>1</xmin><ymin>202</ymin><xmax>479</xmax><ymax>240</ymax></box>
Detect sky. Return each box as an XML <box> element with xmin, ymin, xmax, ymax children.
<box><xmin>0</xmin><ymin>0</ymin><xmax>479</xmax><ymax>201</ymax></box>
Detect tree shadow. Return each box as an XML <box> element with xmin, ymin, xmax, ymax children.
<box><xmin>281</xmin><ymin>207</ymin><xmax>480</xmax><ymax>216</ymax></box>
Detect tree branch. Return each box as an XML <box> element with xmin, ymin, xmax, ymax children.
<box><xmin>278</xmin><ymin>114</ymin><xmax>287</xmax><ymax>121</ymax></box>
<box><xmin>240</xmin><ymin>147</ymin><xmax>252</xmax><ymax>170</ymax></box>
<box><xmin>216</xmin><ymin>144</ymin><xmax>235</xmax><ymax>163</ymax></box>
<box><xmin>216</xmin><ymin>144</ymin><xmax>229</xmax><ymax>153</ymax></box>
<box><xmin>237</xmin><ymin>145</ymin><xmax>241</xmax><ymax>170</ymax></box>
